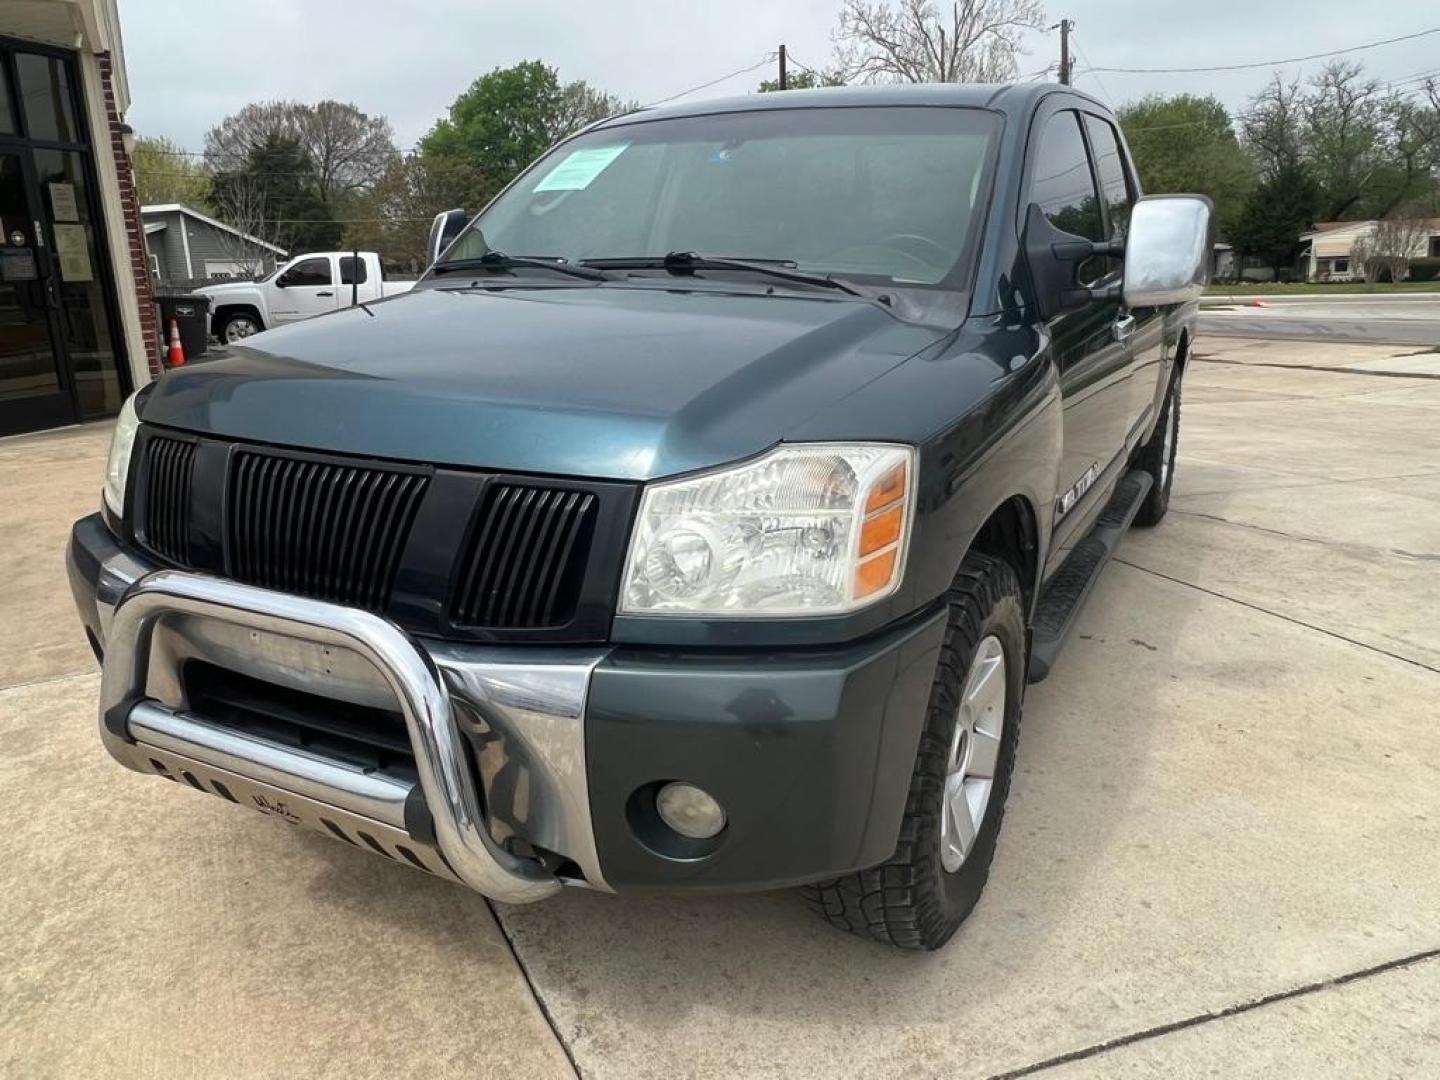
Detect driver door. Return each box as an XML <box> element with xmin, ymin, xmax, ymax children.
<box><xmin>271</xmin><ymin>255</ymin><xmax>338</xmax><ymax>325</ymax></box>
<box><xmin>1027</xmin><ymin>107</ymin><xmax>1135</xmax><ymax>568</ymax></box>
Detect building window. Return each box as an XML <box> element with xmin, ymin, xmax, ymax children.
<box><xmin>1333</xmin><ymin>258</ymin><xmax>1349</xmax><ymax>274</ymax></box>
<box><xmin>1429</xmin><ymin>237</ymin><xmax>1440</xmax><ymax>259</ymax></box>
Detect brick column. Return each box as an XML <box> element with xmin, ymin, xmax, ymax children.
<box><xmin>95</xmin><ymin>51</ymin><xmax>162</xmax><ymax>378</ymax></box>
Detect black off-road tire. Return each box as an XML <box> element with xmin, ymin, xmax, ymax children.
<box><xmin>1132</xmin><ymin>361</ymin><xmax>1183</xmax><ymax>527</ymax></box>
<box><xmin>801</xmin><ymin>552</ymin><xmax>1026</xmax><ymax>951</ymax></box>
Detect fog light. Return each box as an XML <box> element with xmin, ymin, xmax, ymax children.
<box><xmin>655</xmin><ymin>782</ymin><xmax>726</xmax><ymax>839</ymax></box>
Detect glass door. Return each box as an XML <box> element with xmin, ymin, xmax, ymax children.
<box><xmin>0</xmin><ymin>146</ymin><xmax>73</xmax><ymax>434</ymax></box>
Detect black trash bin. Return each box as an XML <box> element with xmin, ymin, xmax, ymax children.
<box><xmin>154</xmin><ymin>292</ymin><xmax>211</xmax><ymax>361</ymax></box>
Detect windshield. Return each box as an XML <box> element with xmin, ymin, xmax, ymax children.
<box><xmin>440</xmin><ymin>106</ymin><xmax>999</xmax><ymax>288</ymax></box>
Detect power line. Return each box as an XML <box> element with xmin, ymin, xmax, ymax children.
<box><xmin>1078</xmin><ymin>25</ymin><xmax>1440</xmax><ymax>75</ymax></box>
<box><xmin>643</xmin><ymin>54</ymin><xmax>776</xmax><ymax>107</ymax></box>
<box><xmin>1069</xmin><ymin>35</ymin><xmax>1116</xmax><ymax>109</ymax></box>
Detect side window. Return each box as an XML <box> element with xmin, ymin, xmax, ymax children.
<box><xmin>339</xmin><ymin>256</ymin><xmax>368</xmax><ymax>285</ymax></box>
<box><xmin>281</xmin><ymin>257</ymin><xmax>331</xmax><ymax>287</ymax></box>
<box><xmin>1083</xmin><ymin>114</ymin><xmax>1134</xmax><ymax>242</ymax></box>
<box><xmin>1030</xmin><ymin>111</ymin><xmax>1103</xmax><ymax>244</ymax></box>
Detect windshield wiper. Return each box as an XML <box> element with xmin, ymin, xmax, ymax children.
<box><xmin>581</xmin><ymin>251</ymin><xmax>876</xmax><ymax>300</ymax></box>
<box><xmin>434</xmin><ymin>250</ymin><xmax>607</xmax><ymax>281</ymax></box>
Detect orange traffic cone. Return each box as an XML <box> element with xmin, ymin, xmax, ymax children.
<box><xmin>166</xmin><ymin>318</ymin><xmax>185</xmax><ymax>367</ymax></box>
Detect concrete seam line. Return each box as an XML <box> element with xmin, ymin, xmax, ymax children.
<box><xmin>1186</xmin><ymin>355</ymin><xmax>1440</xmax><ymax>380</ymax></box>
<box><xmin>987</xmin><ymin>946</ymin><xmax>1440</xmax><ymax>1079</ymax></box>
<box><xmin>485</xmin><ymin>900</ymin><xmax>584</xmax><ymax>1080</ymax></box>
<box><xmin>1168</xmin><ymin>508</ymin><xmax>1440</xmax><ymax>564</ymax></box>
<box><xmin>0</xmin><ymin>668</ymin><xmax>100</xmax><ymax>694</ymax></box>
<box><xmin>1113</xmin><ymin>559</ymin><xmax>1440</xmax><ymax>677</ymax></box>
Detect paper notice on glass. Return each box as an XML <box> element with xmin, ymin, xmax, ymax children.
<box><xmin>54</xmin><ymin>223</ymin><xmax>93</xmax><ymax>281</ymax></box>
<box><xmin>49</xmin><ymin>182</ymin><xmax>79</xmax><ymax>222</ymax></box>
<box><xmin>533</xmin><ymin>143</ymin><xmax>629</xmax><ymax>192</ymax></box>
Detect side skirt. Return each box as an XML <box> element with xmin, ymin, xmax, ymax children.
<box><xmin>1027</xmin><ymin>468</ymin><xmax>1154</xmax><ymax>683</ymax></box>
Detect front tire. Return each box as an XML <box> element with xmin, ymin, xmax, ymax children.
<box><xmin>216</xmin><ymin>311</ymin><xmax>262</xmax><ymax>344</ymax></box>
<box><xmin>802</xmin><ymin>553</ymin><xmax>1026</xmax><ymax>951</ymax></box>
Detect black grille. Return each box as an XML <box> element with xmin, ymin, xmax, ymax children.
<box><xmin>141</xmin><ymin>436</ymin><xmax>197</xmax><ymax>565</ymax></box>
<box><xmin>227</xmin><ymin>450</ymin><xmax>429</xmax><ymax>611</ymax></box>
<box><xmin>451</xmin><ymin>484</ymin><xmax>597</xmax><ymax>629</ymax></box>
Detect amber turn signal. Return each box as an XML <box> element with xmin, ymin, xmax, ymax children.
<box><xmin>854</xmin><ymin>548</ymin><xmax>898</xmax><ymax>599</ymax></box>
<box><xmin>865</xmin><ymin>461</ymin><xmax>907</xmax><ymax>514</ymax></box>
<box><xmin>859</xmin><ymin>504</ymin><xmax>903</xmax><ymax>556</ymax></box>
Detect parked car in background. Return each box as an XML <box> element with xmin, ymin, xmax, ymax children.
<box><xmin>71</xmin><ymin>84</ymin><xmax>1211</xmax><ymax>952</ymax></box>
<box><xmin>195</xmin><ymin>251</ymin><xmax>415</xmax><ymax>342</ymax></box>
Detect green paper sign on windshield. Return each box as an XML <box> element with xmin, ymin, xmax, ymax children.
<box><xmin>533</xmin><ymin>143</ymin><xmax>630</xmax><ymax>192</ymax></box>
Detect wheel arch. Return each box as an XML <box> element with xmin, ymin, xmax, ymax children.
<box><xmin>212</xmin><ymin>304</ymin><xmax>265</xmax><ymax>336</ymax></box>
<box><xmin>962</xmin><ymin>493</ymin><xmax>1042</xmax><ymax>616</ymax></box>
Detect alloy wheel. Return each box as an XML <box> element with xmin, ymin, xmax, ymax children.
<box><xmin>940</xmin><ymin>634</ymin><xmax>1006</xmax><ymax>873</ymax></box>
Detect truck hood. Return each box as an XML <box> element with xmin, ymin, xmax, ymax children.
<box><xmin>192</xmin><ymin>280</ymin><xmax>261</xmax><ymax>297</ymax></box>
<box><xmin>140</xmin><ymin>284</ymin><xmax>949</xmax><ymax>480</ymax></box>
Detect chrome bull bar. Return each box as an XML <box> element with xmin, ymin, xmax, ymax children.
<box><xmin>98</xmin><ymin>570</ymin><xmax>562</xmax><ymax>904</ymax></box>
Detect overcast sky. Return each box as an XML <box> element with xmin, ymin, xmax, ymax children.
<box><xmin>120</xmin><ymin>1</ymin><xmax>1438</xmax><ymax>152</ymax></box>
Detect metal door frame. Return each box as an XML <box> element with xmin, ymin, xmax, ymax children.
<box><xmin>0</xmin><ymin>35</ymin><xmax>134</xmax><ymax>435</ymax></box>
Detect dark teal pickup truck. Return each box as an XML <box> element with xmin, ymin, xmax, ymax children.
<box><xmin>69</xmin><ymin>83</ymin><xmax>1209</xmax><ymax>951</ymax></box>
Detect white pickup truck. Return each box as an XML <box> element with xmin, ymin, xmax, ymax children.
<box><xmin>196</xmin><ymin>251</ymin><xmax>416</xmax><ymax>343</ymax></box>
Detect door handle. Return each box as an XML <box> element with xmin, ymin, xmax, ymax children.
<box><xmin>1112</xmin><ymin>313</ymin><xmax>1137</xmax><ymax>343</ymax></box>
<box><xmin>316</xmin><ymin>291</ymin><xmax>334</xmax><ymax>297</ymax></box>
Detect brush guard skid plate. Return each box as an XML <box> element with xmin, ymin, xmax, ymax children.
<box><xmin>98</xmin><ymin>570</ymin><xmax>561</xmax><ymax>904</ymax></box>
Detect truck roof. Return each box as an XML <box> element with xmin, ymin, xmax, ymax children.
<box><xmin>597</xmin><ymin>81</ymin><xmax>1112</xmax><ymax>130</ymax></box>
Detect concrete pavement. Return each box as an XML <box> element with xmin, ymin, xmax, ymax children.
<box><xmin>1200</xmin><ymin>293</ymin><xmax>1440</xmax><ymax>345</ymax></box>
<box><xmin>0</xmin><ymin>425</ymin><xmax>576</xmax><ymax>1080</ymax></box>
<box><xmin>2</xmin><ymin>334</ymin><xmax>1437</xmax><ymax>1078</ymax></box>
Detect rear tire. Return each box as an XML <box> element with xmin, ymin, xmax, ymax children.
<box><xmin>802</xmin><ymin>552</ymin><xmax>1026</xmax><ymax>951</ymax></box>
<box><xmin>1132</xmin><ymin>361</ymin><xmax>1183</xmax><ymax>527</ymax></box>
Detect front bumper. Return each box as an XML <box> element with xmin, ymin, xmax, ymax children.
<box><xmin>68</xmin><ymin>514</ymin><xmax>945</xmax><ymax>897</ymax></box>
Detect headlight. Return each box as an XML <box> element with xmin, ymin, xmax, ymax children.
<box><xmin>102</xmin><ymin>392</ymin><xmax>141</xmax><ymax>517</ymax></box>
<box><xmin>620</xmin><ymin>443</ymin><xmax>915</xmax><ymax>617</ymax></box>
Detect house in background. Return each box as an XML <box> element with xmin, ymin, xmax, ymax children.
<box><xmin>140</xmin><ymin>203</ymin><xmax>287</xmax><ymax>288</ymax></box>
<box><xmin>1298</xmin><ymin>219</ymin><xmax>1440</xmax><ymax>282</ymax></box>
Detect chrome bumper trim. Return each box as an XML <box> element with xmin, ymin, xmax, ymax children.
<box><xmin>99</xmin><ymin>570</ymin><xmax>563</xmax><ymax>904</ymax></box>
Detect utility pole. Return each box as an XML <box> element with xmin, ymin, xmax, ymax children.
<box><xmin>779</xmin><ymin>44</ymin><xmax>788</xmax><ymax>90</ymax></box>
<box><xmin>1057</xmin><ymin>19</ymin><xmax>1073</xmax><ymax>85</ymax></box>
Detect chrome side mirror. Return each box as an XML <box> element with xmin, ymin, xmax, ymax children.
<box><xmin>1122</xmin><ymin>195</ymin><xmax>1213</xmax><ymax>307</ymax></box>
<box><xmin>426</xmin><ymin>208</ymin><xmax>470</xmax><ymax>265</ymax></box>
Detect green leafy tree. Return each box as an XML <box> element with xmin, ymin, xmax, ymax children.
<box><xmin>1240</xmin><ymin>63</ymin><xmax>1440</xmax><ymax>223</ymax></box>
<box><xmin>133</xmin><ymin>135</ymin><xmax>212</xmax><ymax>211</ymax></box>
<box><xmin>1230</xmin><ymin>161</ymin><xmax>1319</xmax><ymax>279</ymax></box>
<box><xmin>1118</xmin><ymin>94</ymin><xmax>1253</xmax><ymax>242</ymax></box>
<box><xmin>1301</xmin><ymin>61</ymin><xmax>1387</xmax><ymax>221</ymax></box>
<box><xmin>343</xmin><ymin>152</ymin><xmax>491</xmax><ymax>270</ymax></box>
<box><xmin>758</xmin><ymin>68</ymin><xmax>846</xmax><ymax>93</ymax></box>
<box><xmin>418</xmin><ymin>61</ymin><xmax>634</xmax><ymax>210</ymax></box>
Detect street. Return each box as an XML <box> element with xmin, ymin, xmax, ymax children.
<box><xmin>1201</xmin><ymin>293</ymin><xmax>1440</xmax><ymax>346</ymax></box>
<box><xmin>3</xmin><ymin>334</ymin><xmax>1438</xmax><ymax>1079</ymax></box>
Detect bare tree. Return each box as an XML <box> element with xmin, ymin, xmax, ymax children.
<box><xmin>1239</xmin><ymin>74</ymin><xmax>1304</xmax><ymax>177</ymax></box>
<box><xmin>1370</xmin><ymin>212</ymin><xmax>1433</xmax><ymax>282</ymax></box>
<box><xmin>209</xmin><ymin>176</ymin><xmax>286</xmax><ymax>277</ymax></box>
<box><xmin>1303</xmin><ymin>61</ymin><xmax>1386</xmax><ymax>221</ymax></box>
<box><xmin>294</xmin><ymin>101</ymin><xmax>399</xmax><ymax>203</ymax></box>
<box><xmin>833</xmin><ymin>0</ymin><xmax>1045</xmax><ymax>84</ymax></box>
<box><xmin>204</xmin><ymin>100</ymin><xmax>397</xmax><ymax>205</ymax></box>
<box><xmin>1348</xmin><ymin>231</ymin><xmax>1378</xmax><ymax>283</ymax></box>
